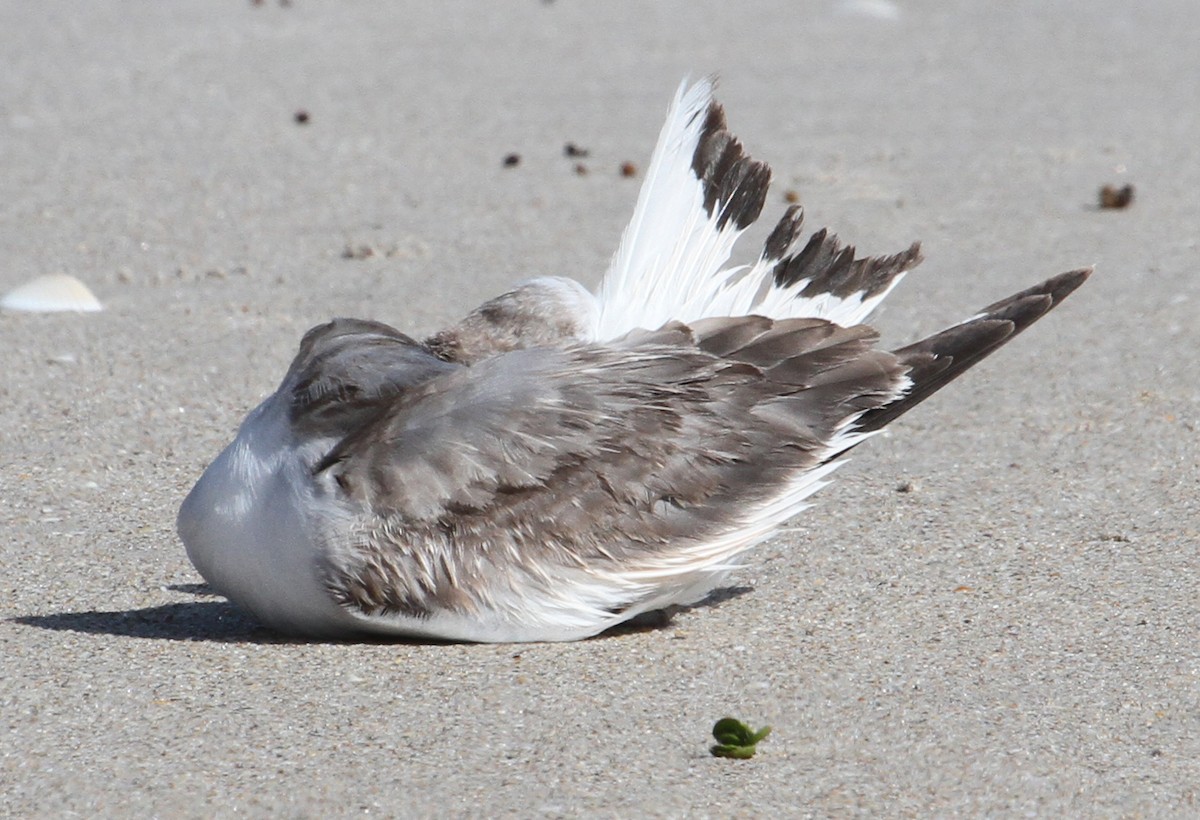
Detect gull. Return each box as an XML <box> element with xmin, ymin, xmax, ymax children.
<box><xmin>178</xmin><ymin>78</ymin><xmax>1089</xmax><ymax>643</ymax></box>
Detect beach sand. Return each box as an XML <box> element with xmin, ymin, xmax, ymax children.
<box><xmin>3</xmin><ymin>1</ymin><xmax>1198</xmax><ymax>815</ymax></box>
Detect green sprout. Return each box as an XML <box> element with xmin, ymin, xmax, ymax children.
<box><xmin>710</xmin><ymin>717</ymin><xmax>772</xmax><ymax>759</ymax></box>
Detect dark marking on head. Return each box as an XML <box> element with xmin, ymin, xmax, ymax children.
<box><xmin>284</xmin><ymin>318</ymin><xmax>459</xmax><ymax>442</ymax></box>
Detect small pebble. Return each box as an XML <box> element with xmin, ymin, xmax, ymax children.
<box><xmin>1099</xmin><ymin>184</ymin><xmax>1134</xmax><ymax>209</ymax></box>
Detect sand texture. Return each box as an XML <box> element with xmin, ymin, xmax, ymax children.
<box><xmin>3</xmin><ymin>1</ymin><xmax>1198</xmax><ymax>816</ymax></box>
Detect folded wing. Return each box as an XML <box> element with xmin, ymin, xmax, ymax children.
<box><xmin>310</xmin><ymin>318</ymin><xmax>908</xmax><ymax>639</ymax></box>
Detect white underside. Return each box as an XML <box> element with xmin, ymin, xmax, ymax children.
<box><xmin>178</xmin><ymin>398</ymin><xmax>362</xmax><ymax>637</ymax></box>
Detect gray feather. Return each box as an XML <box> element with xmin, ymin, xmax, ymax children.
<box><xmin>307</xmin><ymin>317</ymin><xmax>908</xmax><ymax>619</ymax></box>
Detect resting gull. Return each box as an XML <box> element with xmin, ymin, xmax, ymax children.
<box><xmin>178</xmin><ymin>79</ymin><xmax>1090</xmax><ymax>642</ymax></box>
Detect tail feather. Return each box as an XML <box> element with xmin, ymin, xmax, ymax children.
<box><xmin>855</xmin><ymin>268</ymin><xmax>1092</xmax><ymax>433</ymax></box>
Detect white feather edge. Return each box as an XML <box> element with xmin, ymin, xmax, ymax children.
<box><xmin>679</xmin><ymin>252</ymin><xmax>911</xmax><ymax>329</ymax></box>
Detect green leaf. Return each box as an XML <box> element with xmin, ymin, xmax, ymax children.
<box><xmin>710</xmin><ymin>743</ymin><xmax>757</xmax><ymax>759</ymax></box>
<box><xmin>712</xmin><ymin>718</ymin><xmax>751</xmax><ymax>746</ymax></box>
<box><xmin>710</xmin><ymin>717</ymin><xmax>772</xmax><ymax>759</ymax></box>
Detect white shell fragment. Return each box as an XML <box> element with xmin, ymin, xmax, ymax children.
<box><xmin>834</xmin><ymin>0</ymin><xmax>901</xmax><ymax>21</ymax></box>
<box><xmin>1</xmin><ymin>274</ymin><xmax>104</xmax><ymax>313</ymax></box>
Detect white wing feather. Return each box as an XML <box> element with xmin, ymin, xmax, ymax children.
<box><xmin>594</xmin><ymin>78</ymin><xmax>920</xmax><ymax>339</ymax></box>
<box><xmin>594</xmin><ymin>78</ymin><xmax>753</xmax><ymax>338</ymax></box>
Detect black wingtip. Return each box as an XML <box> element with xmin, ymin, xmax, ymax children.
<box><xmin>691</xmin><ymin>100</ymin><xmax>771</xmax><ymax>231</ymax></box>
<box><xmin>978</xmin><ymin>267</ymin><xmax>1092</xmax><ymax>317</ymax></box>
<box><xmin>771</xmin><ymin>227</ymin><xmax>924</xmax><ymax>301</ymax></box>
<box><xmin>762</xmin><ymin>205</ymin><xmax>806</xmax><ymax>261</ymax></box>
<box><xmin>853</xmin><ymin>268</ymin><xmax>1092</xmax><ymax>433</ymax></box>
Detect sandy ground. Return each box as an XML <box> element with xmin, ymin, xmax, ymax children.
<box><xmin>2</xmin><ymin>1</ymin><xmax>1198</xmax><ymax>816</ymax></box>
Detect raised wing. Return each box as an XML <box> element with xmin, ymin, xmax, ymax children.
<box><xmin>594</xmin><ymin>78</ymin><xmax>770</xmax><ymax>338</ymax></box>
<box><xmin>594</xmin><ymin>78</ymin><xmax>923</xmax><ymax>339</ymax></box>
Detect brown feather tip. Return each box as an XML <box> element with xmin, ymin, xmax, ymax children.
<box><xmin>690</xmin><ymin>101</ymin><xmax>771</xmax><ymax>231</ymax></box>
<box><xmin>765</xmin><ymin>207</ymin><xmax>924</xmax><ymax>300</ymax></box>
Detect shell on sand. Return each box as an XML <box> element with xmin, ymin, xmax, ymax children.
<box><xmin>1</xmin><ymin>274</ymin><xmax>104</xmax><ymax>313</ymax></box>
<box><xmin>834</xmin><ymin>0</ymin><xmax>901</xmax><ymax>21</ymax></box>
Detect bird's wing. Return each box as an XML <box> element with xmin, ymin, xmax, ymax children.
<box><xmin>286</xmin><ymin>270</ymin><xmax>1089</xmax><ymax>640</ymax></box>
<box><xmin>594</xmin><ymin>78</ymin><xmax>770</xmax><ymax>338</ymax></box>
<box><xmin>857</xmin><ymin>268</ymin><xmax>1093</xmax><ymax>432</ymax></box>
<box><xmin>308</xmin><ymin>318</ymin><xmax>908</xmax><ymax>632</ymax></box>
<box><xmin>594</xmin><ymin>78</ymin><xmax>923</xmax><ymax>338</ymax></box>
